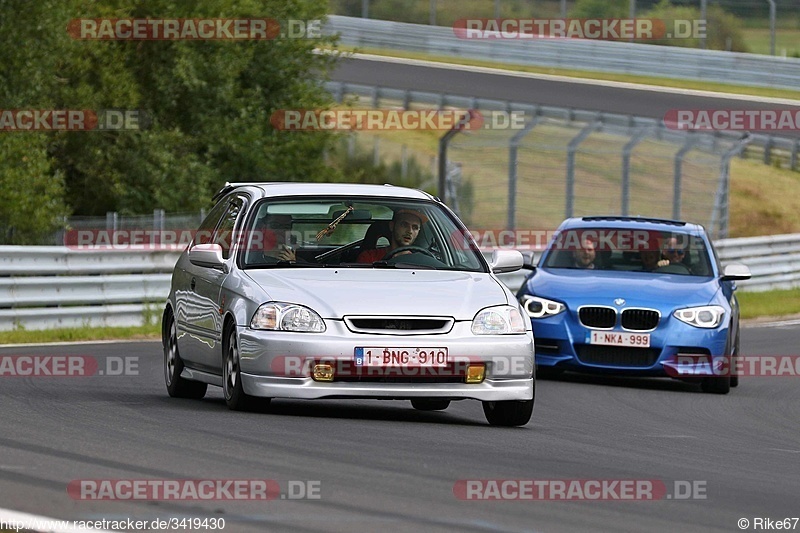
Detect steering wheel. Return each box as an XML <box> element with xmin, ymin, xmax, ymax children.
<box><xmin>384</xmin><ymin>246</ymin><xmax>435</xmax><ymax>260</ymax></box>
<box><xmin>656</xmin><ymin>262</ymin><xmax>692</xmax><ymax>274</ymax></box>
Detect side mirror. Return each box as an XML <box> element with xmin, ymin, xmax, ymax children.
<box><xmin>520</xmin><ymin>250</ymin><xmax>537</xmax><ymax>271</ymax></box>
<box><xmin>189</xmin><ymin>243</ymin><xmax>225</xmax><ymax>269</ymax></box>
<box><xmin>490</xmin><ymin>249</ymin><xmax>523</xmax><ymax>274</ymax></box>
<box><xmin>721</xmin><ymin>263</ymin><xmax>751</xmax><ymax>281</ymax></box>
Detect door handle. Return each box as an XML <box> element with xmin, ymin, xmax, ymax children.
<box><xmin>190</xmin><ymin>277</ymin><xmax>196</xmax><ymax>291</ymax></box>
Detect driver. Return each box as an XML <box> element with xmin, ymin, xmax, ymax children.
<box><xmin>357</xmin><ymin>208</ymin><xmax>427</xmax><ymax>263</ymax></box>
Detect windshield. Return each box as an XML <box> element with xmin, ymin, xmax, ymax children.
<box><xmin>541</xmin><ymin>228</ymin><xmax>713</xmax><ymax>276</ymax></box>
<box><xmin>239</xmin><ymin>197</ymin><xmax>486</xmax><ymax>272</ymax></box>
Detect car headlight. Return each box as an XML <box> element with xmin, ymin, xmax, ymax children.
<box><xmin>673</xmin><ymin>305</ymin><xmax>725</xmax><ymax>329</ymax></box>
<box><xmin>471</xmin><ymin>305</ymin><xmax>527</xmax><ymax>335</ymax></box>
<box><xmin>251</xmin><ymin>302</ymin><xmax>326</xmax><ymax>332</ymax></box>
<box><xmin>519</xmin><ymin>295</ymin><xmax>566</xmax><ymax>319</ymax></box>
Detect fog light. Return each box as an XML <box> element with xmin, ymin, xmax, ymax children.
<box><xmin>465</xmin><ymin>364</ymin><xmax>485</xmax><ymax>383</ymax></box>
<box><xmin>312</xmin><ymin>364</ymin><xmax>334</xmax><ymax>382</ymax></box>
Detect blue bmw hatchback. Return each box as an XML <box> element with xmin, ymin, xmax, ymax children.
<box><xmin>517</xmin><ymin>217</ymin><xmax>751</xmax><ymax>394</ymax></box>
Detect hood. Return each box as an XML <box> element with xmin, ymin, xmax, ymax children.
<box><xmin>244</xmin><ymin>268</ymin><xmax>509</xmax><ymax>320</ymax></box>
<box><xmin>524</xmin><ymin>268</ymin><xmax>720</xmax><ymax>312</ymax></box>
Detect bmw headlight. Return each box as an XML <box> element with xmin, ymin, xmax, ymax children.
<box><xmin>673</xmin><ymin>305</ymin><xmax>725</xmax><ymax>329</ymax></box>
<box><xmin>251</xmin><ymin>302</ymin><xmax>326</xmax><ymax>332</ymax></box>
<box><xmin>471</xmin><ymin>305</ymin><xmax>527</xmax><ymax>335</ymax></box>
<box><xmin>519</xmin><ymin>295</ymin><xmax>566</xmax><ymax>319</ymax></box>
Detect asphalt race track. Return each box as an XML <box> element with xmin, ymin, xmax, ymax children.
<box><xmin>331</xmin><ymin>56</ymin><xmax>800</xmax><ymax>140</ymax></box>
<box><xmin>1</xmin><ymin>323</ymin><xmax>798</xmax><ymax>532</ymax></box>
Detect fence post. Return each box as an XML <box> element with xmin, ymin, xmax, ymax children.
<box><xmin>711</xmin><ymin>135</ymin><xmax>752</xmax><ymax>239</ymax></box>
<box><xmin>507</xmin><ymin>116</ymin><xmax>540</xmax><ymax>231</ymax></box>
<box><xmin>621</xmin><ymin>127</ymin><xmax>648</xmax><ymax>216</ymax></box>
<box><xmin>361</xmin><ymin>0</ymin><xmax>369</xmax><ymax>19</ymax></box>
<box><xmin>673</xmin><ymin>134</ymin><xmax>698</xmax><ymax>220</ymax></box>
<box><xmin>566</xmin><ymin>120</ymin><xmax>602</xmax><ymax>218</ymax></box>
<box><xmin>438</xmin><ymin>111</ymin><xmax>477</xmax><ymax>205</ymax></box>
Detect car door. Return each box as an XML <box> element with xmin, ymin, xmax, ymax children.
<box><xmin>176</xmin><ymin>197</ymin><xmax>242</xmax><ymax>373</ymax></box>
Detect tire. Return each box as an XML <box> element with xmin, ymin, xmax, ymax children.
<box><xmin>223</xmin><ymin>326</ymin><xmax>269</xmax><ymax>412</ymax></box>
<box><xmin>411</xmin><ymin>399</ymin><xmax>451</xmax><ymax>411</ymax></box>
<box><xmin>730</xmin><ymin>330</ymin><xmax>741</xmax><ymax>388</ymax></box>
<box><xmin>482</xmin><ymin>382</ymin><xmax>535</xmax><ymax>427</ymax></box>
<box><xmin>701</xmin><ymin>354</ymin><xmax>731</xmax><ymax>394</ymax></box>
<box><xmin>536</xmin><ymin>366</ymin><xmax>564</xmax><ymax>380</ymax></box>
<box><xmin>164</xmin><ymin>312</ymin><xmax>207</xmax><ymax>399</ymax></box>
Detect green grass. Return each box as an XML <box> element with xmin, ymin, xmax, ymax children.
<box><xmin>0</xmin><ymin>324</ymin><xmax>161</xmax><ymax>345</ymax></box>
<box><xmin>738</xmin><ymin>288</ymin><xmax>800</xmax><ymax>320</ymax></box>
<box><xmin>740</xmin><ymin>28</ymin><xmax>800</xmax><ymax>57</ymax></box>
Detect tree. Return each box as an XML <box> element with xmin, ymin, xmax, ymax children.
<box><xmin>1</xmin><ymin>0</ymin><xmax>343</xmax><ymax>239</ymax></box>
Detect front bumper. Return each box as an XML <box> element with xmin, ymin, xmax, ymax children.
<box><xmin>531</xmin><ymin>312</ymin><xmax>728</xmax><ymax>377</ymax></box>
<box><xmin>237</xmin><ymin>321</ymin><xmax>535</xmax><ymax>401</ymax></box>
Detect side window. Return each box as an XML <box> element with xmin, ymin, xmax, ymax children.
<box><xmin>194</xmin><ymin>199</ymin><xmax>230</xmax><ymax>246</ymax></box>
<box><xmin>214</xmin><ymin>200</ymin><xmax>243</xmax><ymax>260</ymax></box>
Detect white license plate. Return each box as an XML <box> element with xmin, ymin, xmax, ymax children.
<box><xmin>354</xmin><ymin>347</ymin><xmax>449</xmax><ymax>367</ymax></box>
<box><xmin>587</xmin><ymin>331</ymin><xmax>651</xmax><ymax>347</ymax></box>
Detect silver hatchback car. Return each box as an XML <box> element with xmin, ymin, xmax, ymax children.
<box><xmin>162</xmin><ymin>182</ymin><xmax>535</xmax><ymax>426</ymax></box>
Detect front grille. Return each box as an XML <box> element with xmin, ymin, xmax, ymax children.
<box><xmin>344</xmin><ymin>317</ymin><xmax>453</xmax><ymax>335</ymax></box>
<box><xmin>579</xmin><ymin>307</ymin><xmax>616</xmax><ymax>329</ymax></box>
<box><xmin>621</xmin><ymin>309</ymin><xmax>660</xmax><ymax>331</ymax></box>
<box><xmin>576</xmin><ymin>345</ymin><xmax>660</xmax><ymax>367</ymax></box>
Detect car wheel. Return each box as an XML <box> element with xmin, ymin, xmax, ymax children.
<box><xmin>536</xmin><ymin>366</ymin><xmax>564</xmax><ymax>380</ymax></box>
<box><xmin>482</xmin><ymin>382</ymin><xmax>535</xmax><ymax>426</ymax></box>
<box><xmin>223</xmin><ymin>326</ymin><xmax>269</xmax><ymax>412</ymax></box>
<box><xmin>164</xmin><ymin>312</ymin><xmax>207</xmax><ymax>399</ymax></box>
<box><xmin>701</xmin><ymin>354</ymin><xmax>731</xmax><ymax>394</ymax></box>
<box><xmin>411</xmin><ymin>399</ymin><xmax>451</xmax><ymax>411</ymax></box>
<box><xmin>730</xmin><ymin>330</ymin><xmax>741</xmax><ymax>388</ymax></box>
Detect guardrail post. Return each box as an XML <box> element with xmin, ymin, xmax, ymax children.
<box><xmin>508</xmin><ymin>117</ymin><xmax>541</xmax><ymax>231</ymax></box>
<box><xmin>621</xmin><ymin>127</ymin><xmax>648</xmax><ymax>216</ymax></box>
<box><xmin>429</xmin><ymin>0</ymin><xmax>436</xmax><ymax>26</ymax></box>
<box><xmin>673</xmin><ymin>134</ymin><xmax>698</xmax><ymax>220</ymax></box>
<box><xmin>361</xmin><ymin>0</ymin><xmax>369</xmax><ymax>18</ymax></box>
<box><xmin>106</xmin><ymin>212</ymin><xmax>118</xmax><ymax>231</ymax></box>
<box><xmin>566</xmin><ymin>120</ymin><xmax>602</xmax><ymax>218</ymax></box>
<box><xmin>764</xmin><ymin>135</ymin><xmax>773</xmax><ymax>165</ymax></box>
<box><xmin>791</xmin><ymin>139</ymin><xmax>799</xmax><ymax>171</ymax></box>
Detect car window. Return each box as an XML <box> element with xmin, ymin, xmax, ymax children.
<box><xmin>541</xmin><ymin>228</ymin><xmax>713</xmax><ymax>276</ymax></box>
<box><xmin>194</xmin><ymin>197</ymin><xmax>231</xmax><ymax>246</ymax></box>
<box><xmin>241</xmin><ymin>198</ymin><xmax>486</xmax><ymax>272</ymax></box>
<box><xmin>213</xmin><ymin>199</ymin><xmax>243</xmax><ymax>260</ymax></box>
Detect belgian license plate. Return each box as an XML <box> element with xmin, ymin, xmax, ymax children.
<box><xmin>587</xmin><ymin>331</ymin><xmax>650</xmax><ymax>347</ymax></box>
<box><xmin>354</xmin><ymin>347</ymin><xmax>449</xmax><ymax>367</ymax></box>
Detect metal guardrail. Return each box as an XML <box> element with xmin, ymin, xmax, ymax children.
<box><xmin>0</xmin><ymin>247</ymin><xmax>181</xmax><ymax>331</ymax></box>
<box><xmin>0</xmin><ymin>237</ymin><xmax>797</xmax><ymax>331</ymax></box>
<box><xmin>325</xmin><ymin>15</ymin><xmax>800</xmax><ymax>91</ymax></box>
